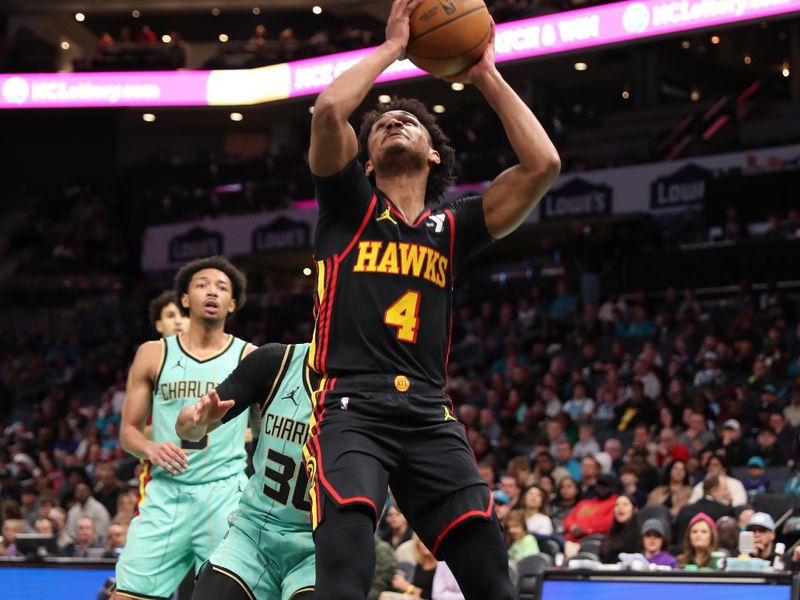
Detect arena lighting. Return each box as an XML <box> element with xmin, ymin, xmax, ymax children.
<box><xmin>230</xmin><ymin>112</ymin><xmax>244</xmax><ymax>121</ymax></box>
<box><xmin>312</xmin><ymin>6</ymin><xmax>323</xmax><ymax>15</ymax></box>
<box><xmin>211</xmin><ymin>7</ymin><xmax>220</xmax><ymax>16</ymax></box>
<box><xmin>574</xmin><ymin>61</ymin><xmax>588</xmax><ymax>70</ymax></box>
<box><xmin>60</xmin><ymin>41</ymin><xmax>70</xmax><ymax>50</ymax></box>
<box><xmin>252</xmin><ymin>7</ymin><xmax>261</xmax><ymax>15</ymax></box>
<box><xmin>782</xmin><ymin>62</ymin><xmax>790</xmax><ymax>77</ymax></box>
<box><xmin>690</xmin><ymin>88</ymin><xmax>700</xmax><ymax>101</ymax></box>
<box><xmin>162</xmin><ymin>34</ymin><xmax>172</xmax><ymax>43</ymax></box>
<box><xmin>378</xmin><ymin>94</ymin><xmax>391</xmax><ymax>103</ymax></box>
<box><xmin>74</xmin><ymin>12</ymin><xmax>85</xmax><ymax>22</ymax></box>
<box><xmin>4</xmin><ymin>0</ymin><xmax>800</xmax><ymax>109</ymax></box>
<box><xmin>710</xmin><ymin>34</ymin><xmax>720</xmax><ymax>43</ymax></box>
<box><xmin>132</xmin><ymin>10</ymin><xmax>140</xmax><ymax>18</ymax></box>
<box><xmin>308</xmin><ymin>105</ymin><xmax>314</xmax><ymax>113</ymax></box>
<box><xmin>451</xmin><ymin>82</ymin><xmax>465</xmax><ymax>91</ymax></box>
<box><xmin>302</xmin><ymin>267</ymin><xmax>312</xmax><ymax>276</ymax></box>
<box><xmin>432</xmin><ymin>104</ymin><xmax>445</xmax><ymax>113</ymax></box>
<box><xmin>681</xmin><ymin>39</ymin><xmax>690</xmax><ymax>48</ymax></box>
<box><xmin>142</xmin><ymin>113</ymin><xmax>156</xmax><ymax>122</ymax></box>
<box><xmin>744</xmin><ymin>55</ymin><xmax>752</xmax><ymax>63</ymax></box>
<box><xmin>622</xmin><ymin>89</ymin><xmax>630</xmax><ymax>99</ymax></box>
<box><xmin>219</xmin><ymin>34</ymin><xmax>229</xmax><ymax>43</ymax></box>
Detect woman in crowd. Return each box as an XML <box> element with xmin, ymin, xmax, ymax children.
<box><xmin>505</xmin><ymin>509</ymin><xmax>541</xmax><ymax>561</ymax></box>
<box><xmin>647</xmin><ymin>459</ymin><xmax>693</xmax><ymax>519</ymax></box>
<box><xmin>598</xmin><ymin>494</ymin><xmax>641</xmax><ymax>563</ymax></box>
<box><xmin>678</xmin><ymin>512</ymin><xmax>719</xmax><ymax>569</ymax></box>
<box><xmin>380</xmin><ymin>505</ymin><xmax>412</xmax><ymax>549</ymax></box>
<box><xmin>0</xmin><ymin>519</ymin><xmax>27</xmax><ymax>557</ymax></box>
<box><xmin>640</xmin><ymin>518</ymin><xmax>678</xmax><ymax>568</ymax></box>
<box><xmin>550</xmin><ymin>477</ymin><xmax>580</xmax><ymax>535</ymax></box>
<box><xmin>384</xmin><ymin>534</ymin><xmax>438</xmax><ymax>599</ymax></box>
<box><xmin>522</xmin><ymin>485</ymin><xmax>553</xmax><ymax>535</ymax></box>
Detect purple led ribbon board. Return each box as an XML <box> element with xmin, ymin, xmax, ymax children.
<box><xmin>2</xmin><ymin>0</ymin><xmax>798</xmax><ymax>109</ymax></box>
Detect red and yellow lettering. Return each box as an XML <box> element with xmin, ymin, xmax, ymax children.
<box><xmin>376</xmin><ymin>242</ymin><xmax>400</xmax><ymax>274</ymax></box>
<box><xmin>353</xmin><ymin>241</ymin><xmax>382</xmax><ymax>272</ymax></box>
<box><xmin>398</xmin><ymin>243</ymin><xmax>428</xmax><ymax>277</ymax></box>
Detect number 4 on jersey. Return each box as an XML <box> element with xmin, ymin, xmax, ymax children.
<box><xmin>384</xmin><ymin>290</ymin><xmax>421</xmax><ymax>343</ymax></box>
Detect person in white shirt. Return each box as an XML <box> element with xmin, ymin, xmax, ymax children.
<box><xmin>688</xmin><ymin>455</ymin><xmax>747</xmax><ymax>506</ymax></box>
<box><xmin>432</xmin><ymin>560</ymin><xmax>465</xmax><ymax>600</ymax></box>
<box><xmin>521</xmin><ymin>485</ymin><xmax>553</xmax><ymax>535</ymax></box>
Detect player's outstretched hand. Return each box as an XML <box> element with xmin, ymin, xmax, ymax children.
<box><xmin>143</xmin><ymin>441</ymin><xmax>189</xmax><ymax>476</ymax></box>
<box><xmin>386</xmin><ymin>0</ymin><xmax>426</xmax><ymax>59</ymax></box>
<box><xmin>440</xmin><ymin>21</ymin><xmax>497</xmax><ymax>84</ymax></box>
<box><xmin>192</xmin><ymin>388</ymin><xmax>235</xmax><ymax>425</ymax></box>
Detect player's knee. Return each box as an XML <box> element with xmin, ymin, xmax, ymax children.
<box><xmin>315</xmin><ymin>505</ymin><xmax>375</xmax><ymax>599</ymax></box>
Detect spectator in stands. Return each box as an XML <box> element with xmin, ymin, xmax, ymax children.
<box><xmin>632</xmin><ymin>359</ymin><xmax>662</xmax><ymax>400</ymax></box>
<box><xmin>618</xmin><ymin>465</ymin><xmax>647</xmax><ymax>507</ymax></box>
<box><xmin>746</xmin><ymin>512</ymin><xmax>777</xmax><ymax>562</ymax></box>
<box><xmin>64</xmin><ymin>516</ymin><xmax>102</xmax><ymax>558</ymax></box>
<box><xmin>93</xmin><ymin>463</ymin><xmax>124</xmax><ymax>518</ymax></box>
<box><xmin>783</xmin><ymin>386</ymin><xmax>800</xmax><ymax>427</ymax></box>
<box><xmin>250</xmin><ymin>24</ymin><xmax>268</xmax><ymax>47</ymax></box>
<box><xmin>521</xmin><ymin>485</ymin><xmax>553</xmax><ymax>535</ymax></box>
<box><xmin>19</xmin><ymin>482</ymin><xmax>39</xmax><ymax>524</ymax></box>
<box><xmin>368</xmin><ymin>534</ymin><xmax>397</xmax><ymax>600</ymax></box>
<box><xmin>551</xmin><ymin>477</ymin><xmax>579</xmax><ymax>535</ymax></box>
<box><xmin>563</xmin><ymin>382</ymin><xmax>595</xmax><ymax>423</ymax></box>
<box><xmin>678</xmin><ymin>512</ymin><xmax>719</xmax><ymax>569</ymax></box>
<box><xmin>647</xmin><ymin>459</ymin><xmax>692</xmax><ymax>520</ymax></box>
<box><xmin>48</xmin><ymin>506</ymin><xmax>71</xmax><ymax>550</ymax></box>
<box><xmin>678</xmin><ymin>411</ymin><xmax>715</xmax><ymax>457</ymax></box>
<box><xmin>384</xmin><ymin>534</ymin><xmax>437</xmax><ymax>599</ymax></box>
<box><xmin>785</xmin><ymin>464</ymin><xmax>800</xmax><ymax>497</ymax></box>
<box><xmin>578</xmin><ymin>455</ymin><xmax>600</xmax><ymax>498</ymax></box>
<box><xmin>102</xmin><ymin>521</ymin><xmax>127</xmax><ymax>559</ymax></box>
<box><xmin>506</xmin><ymin>455</ymin><xmax>535</xmax><ymax>489</ymax></box>
<box><xmin>742</xmin><ymin>456</ymin><xmax>770</xmax><ymax>499</ymax></box>
<box><xmin>676</xmin><ymin>474</ymin><xmax>735</xmax><ymax>542</ymax></box>
<box><xmin>554</xmin><ymin>441</ymin><xmax>581</xmax><ymax>481</ymax></box>
<box><xmin>0</xmin><ymin>518</ymin><xmax>26</xmax><ymax>556</ymax></box>
<box><xmin>564</xmin><ymin>474</ymin><xmax>617</xmax><ymax>542</ymax></box>
<box><xmin>706</xmin><ymin>419</ymin><xmax>749</xmax><ymax>466</ymax></box>
<box><xmin>505</xmin><ymin>509</ymin><xmax>540</xmax><ymax>561</ymax></box>
<box><xmin>603</xmin><ymin>438</ymin><xmax>625</xmax><ymax>476</ymax></box>
<box><xmin>768</xmin><ymin>411</ymin><xmax>795</xmax><ymax>459</ymax></box>
<box><xmin>599</xmin><ymin>494</ymin><xmax>641</xmax><ymax>563</ymax></box>
<box><xmin>641</xmin><ymin>518</ymin><xmax>678</xmax><ymax>568</ymax></box>
<box><xmin>499</xmin><ymin>474</ymin><xmax>522</xmax><ymax>510</ymax></box>
<box><xmin>432</xmin><ymin>561</ymin><xmax>465</xmax><ymax>600</ymax></box>
<box><xmin>694</xmin><ymin>352</ymin><xmax>726</xmax><ymax>388</ymax></box>
<box><xmin>613</xmin><ymin>382</ymin><xmax>655</xmax><ymax>432</ymax></box>
<box><xmin>716</xmin><ymin>515</ymin><xmax>739</xmax><ymax>556</ymax></box>
<box><xmin>655</xmin><ymin>427</ymin><xmax>691</xmax><ymax>468</ymax></box>
<box><xmin>65</xmin><ymin>482</ymin><xmax>110</xmax><ymax>544</ymax></box>
<box><xmin>492</xmin><ymin>489</ymin><xmax>512</xmax><ymax>522</ymax></box>
<box><xmin>136</xmin><ymin>25</ymin><xmax>157</xmax><ymax>44</ymax></box>
<box><xmin>379</xmin><ymin>505</ymin><xmax>412</xmax><ymax>550</ymax></box>
<box><xmin>549</xmin><ymin>281</ymin><xmax>578</xmax><ymax>325</ymax></box>
<box><xmin>750</xmin><ymin>427</ymin><xmax>787</xmax><ymax>466</ymax></box>
<box><xmin>573</xmin><ymin>424</ymin><xmax>600</xmax><ymax>459</ymax></box>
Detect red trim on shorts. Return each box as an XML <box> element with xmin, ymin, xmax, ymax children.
<box><xmin>319</xmin><ymin>259</ymin><xmax>338</xmax><ymax>372</ymax></box>
<box><xmin>430</xmin><ymin>489</ymin><xmax>494</xmax><ymax>557</ymax></box>
<box><xmin>314</xmin><ymin>258</ymin><xmax>334</xmax><ymax>372</ymax></box>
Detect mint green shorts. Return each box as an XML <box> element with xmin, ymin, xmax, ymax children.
<box><xmin>115</xmin><ymin>472</ymin><xmax>246</xmax><ymax>599</ymax></box>
<box><xmin>208</xmin><ymin>509</ymin><xmax>315</xmax><ymax>600</ymax></box>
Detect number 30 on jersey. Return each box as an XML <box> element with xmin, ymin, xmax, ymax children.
<box><xmin>384</xmin><ymin>290</ymin><xmax>421</xmax><ymax>343</ymax></box>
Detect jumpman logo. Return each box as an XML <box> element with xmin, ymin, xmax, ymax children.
<box><xmin>376</xmin><ymin>208</ymin><xmax>398</xmax><ymax>225</ymax></box>
<box><xmin>442</xmin><ymin>405</ymin><xmax>457</xmax><ymax>422</ymax></box>
<box><xmin>282</xmin><ymin>386</ymin><xmax>300</xmax><ymax>405</ymax></box>
<box><xmin>172</xmin><ymin>358</ymin><xmax>186</xmax><ymax>370</ymax></box>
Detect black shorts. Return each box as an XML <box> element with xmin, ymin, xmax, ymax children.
<box><xmin>303</xmin><ymin>375</ymin><xmax>493</xmax><ymax>557</ymax></box>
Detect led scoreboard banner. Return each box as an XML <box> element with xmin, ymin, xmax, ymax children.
<box><xmin>1</xmin><ymin>0</ymin><xmax>798</xmax><ymax>109</ymax></box>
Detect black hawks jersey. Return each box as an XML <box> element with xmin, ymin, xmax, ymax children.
<box><xmin>309</xmin><ymin>158</ymin><xmax>493</xmax><ymax>387</ymax></box>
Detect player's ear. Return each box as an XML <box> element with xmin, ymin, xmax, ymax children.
<box><xmin>428</xmin><ymin>148</ymin><xmax>441</xmax><ymax>166</ymax></box>
<box><xmin>155</xmin><ymin>321</ymin><xmax>164</xmax><ymax>335</ymax></box>
<box><xmin>181</xmin><ymin>293</ymin><xmax>190</xmax><ymax>312</ymax></box>
<box><xmin>228</xmin><ymin>298</ymin><xmax>236</xmax><ymax>314</ymax></box>
<box><xmin>365</xmin><ymin>160</ymin><xmax>374</xmax><ymax>177</ymax></box>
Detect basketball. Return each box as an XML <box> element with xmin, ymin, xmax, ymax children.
<box><xmin>406</xmin><ymin>0</ymin><xmax>492</xmax><ymax>78</ymax></box>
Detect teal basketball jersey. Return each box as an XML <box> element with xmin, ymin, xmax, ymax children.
<box><xmin>216</xmin><ymin>342</ymin><xmax>315</xmax><ymax>530</ymax></box>
<box><xmin>238</xmin><ymin>343</ymin><xmax>313</xmax><ymax>530</ymax></box>
<box><xmin>151</xmin><ymin>334</ymin><xmax>248</xmax><ymax>485</ymax></box>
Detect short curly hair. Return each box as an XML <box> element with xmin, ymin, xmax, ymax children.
<box><xmin>148</xmin><ymin>290</ymin><xmax>178</xmax><ymax>328</ymax></box>
<box><xmin>174</xmin><ymin>256</ymin><xmax>246</xmax><ymax>317</ymax></box>
<box><xmin>358</xmin><ymin>97</ymin><xmax>456</xmax><ymax>204</ymax></box>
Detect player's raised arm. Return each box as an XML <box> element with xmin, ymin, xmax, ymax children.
<box><xmin>176</xmin><ymin>389</ymin><xmax>234</xmax><ymax>441</ymax></box>
<box><xmin>447</xmin><ymin>26</ymin><xmax>560</xmax><ymax>240</ymax></box>
<box><xmin>309</xmin><ymin>0</ymin><xmax>424</xmax><ymax>177</ymax></box>
<box><xmin>121</xmin><ymin>341</ymin><xmax>189</xmax><ymax>475</ymax></box>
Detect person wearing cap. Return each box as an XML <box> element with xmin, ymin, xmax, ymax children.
<box><xmin>493</xmin><ymin>489</ymin><xmax>512</xmax><ymax>521</ymax></box>
<box><xmin>678</xmin><ymin>512</ymin><xmax>720</xmax><ymax>569</ymax></box>
<box><xmin>743</xmin><ymin>456</ymin><xmax>770</xmax><ymax>499</ymax></box>
<box><xmin>641</xmin><ymin>518</ymin><xmax>678</xmax><ymax>568</ymax></box>
<box><xmin>706</xmin><ymin>418</ymin><xmax>748</xmax><ymax>466</ymax></box>
<box><xmin>563</xmin><ymin>474</ymin><xmax>618</xmax><ymax>542</ymax></box>
<box><xmin>746</xmin><ymin>512</ymin><xmax>777</xmax><ymax>562</ymax></box>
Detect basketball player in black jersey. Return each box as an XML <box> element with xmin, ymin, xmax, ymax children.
<box><xmin>304</xmin><ymin>1</ymin><xmax>560</xmax><ymax>598</ymax></box>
